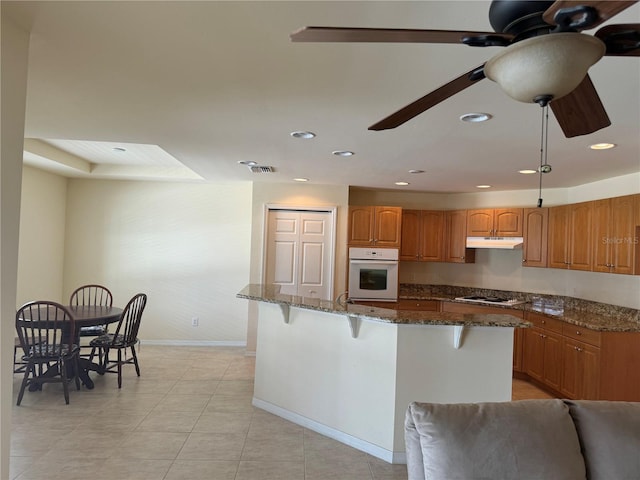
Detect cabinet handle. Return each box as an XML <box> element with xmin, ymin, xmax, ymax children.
<box><xmin>574</xmin><ymin>346</ymin><xmax>583</xmax><ymax>352</ymax></box>
<box><xmin>522</xmin><ymin>258</ymin><xmax>526</xmax><ymax>263</ymax></box>
<box><xmin>576</xmin><ymin>331</ymin><xmax>581</xmax><ymax>335</ymax></box>
<box><xmin>460</xmin><ymin>256</ymin><xmax>465</xmax><ymax>260</ymax></box>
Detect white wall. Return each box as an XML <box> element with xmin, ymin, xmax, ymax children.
<box><xmin>16</xmin><ymin>167</ymin><xmax>67</xmax><ymax>305</ymax></box>
<box><xmin>61</xmin><ymin>179</ymin><xmax>253</xmax><ymax>344</ymax></box>
<box><xmin>352</xmin><ymin>173</ymin><xmax>640</xmax><ymax>309</ymax></box>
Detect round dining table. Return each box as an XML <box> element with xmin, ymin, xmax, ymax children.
<box><xmin>21</xmin><ymin>304</ymin><xmax>123</xmax><ymax>390</ymax></box>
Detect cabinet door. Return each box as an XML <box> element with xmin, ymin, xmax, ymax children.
<box><xmin>400</xmin><ymin>210</ymin><xmax>420</xmax><ymax>261</ymax></box>
<box><xmin>543</xmin><ymin>331</ymin><xmax>563</xmax><ymax>392</ymax></box>
<box><xmin>610</xmin><ymin>195</ymin><xmax>636</xmax><ymax>274</ymax></box>
<box><xmin>562</xmin><ymin>338</ymin><xmax>600</xmax><ymax>399</ymax></box>
<box><xmin>513</xmin><ymin>328</ymin><xmax>525</xmax><ymax>372</ymax></box>
<box><xmin>592</xmin><ymin>199</ymin><xmax>612</xmax><ymax>272</ymax></box>
<box><xmin>348</xmin><ymin>206</ymin><xmax>374</xmax><ymax>246</ymax></box>
<box><xmin>420</xmin><ymin>210</ymin><xmax>445</xmax><ymax>261</ymax></box>
<box><xmin>522</xmin><ymin>208</ymin><xmax>548</xmax><ymax>267</ymax></box>
<box><xmin>494</xmin><ymin>208</ymin><xmax>523</xmax><ymax>237</ymax></box>
<box><xmin>523</xmin><ymin>327</ymin><xmax>545</xmax><ymax>382</ymax></box>
<box><xmin>569</xmin><ymin>201</ymin><xmax>592</xmax><ymax>271</ymax></box>
<box><xmin>444</xmin><ymin>210</ymin><xmax>475</xmax><ymax>263</ymax></box>
<box><xmin>548</xmin><ymin>205</ymin><xmax>570</xmax><ymax>269</ymax></box>
<box><xmin>466</xmin><ymin>209</ymin><xmax>493</xmax><ymax>236</ymax></box>
<box><xmin>374</xmin><ymin>207</ymin><xmax>402</xmax><ymax>247</ymax></box>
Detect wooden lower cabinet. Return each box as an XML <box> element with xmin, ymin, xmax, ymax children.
<box><xmin>521</xmin><ymin>312</ymin><xmax>640</xmax><ymax>401</ymax></box>
<box><xmin>560</xmin><ymin>338</ymin><xmax>600</xmax><ymax>400</ymax></box>
<box><xmin>523</xmin><ymin>326</ymin><xmax>563</xmax><ymax>392</ymax></box>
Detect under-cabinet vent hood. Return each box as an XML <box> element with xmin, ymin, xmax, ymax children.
<box><xmin>466</xmin><ymin>237</ymin><xmax>524</xmax><ymax>249</ymax></box>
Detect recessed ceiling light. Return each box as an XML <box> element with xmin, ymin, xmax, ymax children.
<box><xmin>237</xmin><ymin>160</ymin><xmax>258</xmax><ymax>166</ymax></box>
<box><xmin>395</xmin><ymin>181</ymin><xmax>409</xmax><ymax>186</ymax></box>
<box><xmin>332</xmin><ymin>150</ymin><xmax>354</xmax><ymax>157</ymax></box>
<box><xmin>293</xmin><ymin>178</ymin><xmax>309</xmax><ymax>182</ymax></box>
<box><xmin>460</xmin><ymin>112</ymin><xmax>492</xmax><ymax>123</ymax></box>
<box><xmin>290</xmin><ymin>131</ymin><xmax>316</xmax><ymax>139</ymax></box>
<box><xmin>589</xmin><ymin>143</ymin><xmax>616</xmax><ymax>150</ymax></box>
<box><xmin>476</xmin><ymin>185</ymin><xmax>492</xmax><ymax>189</ymax></box>
<box><xmin>408</xmin><ymin>169</ymin><xmax>425</xmax><ymax>174</ymax></box>
<box><xmin>519</xmin><ymin>169</ymin><xmax>537</xmax><ymax>174</ymax></box>
<box><xmin>112</xmin><ymin>147</ymin><xmax>127</xmax><ymax>152</ymax></box>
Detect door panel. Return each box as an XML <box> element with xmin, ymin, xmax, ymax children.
<box><xmin>266</xmin><ymin>209</ymin><xmax>334</xmax><ymax>300</ymax></box>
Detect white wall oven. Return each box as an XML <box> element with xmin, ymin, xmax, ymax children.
<box><xmin>348</xmin><ymin>247</ymin><xmax>399</xmax><ymax>302</ymax></box>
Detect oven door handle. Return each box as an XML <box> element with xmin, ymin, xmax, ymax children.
<box><xmin>349</xmin><ymin>259</ymin><xmax>398</xmax><ymax>265</ymax></box>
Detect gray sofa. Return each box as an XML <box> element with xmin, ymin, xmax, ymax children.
<box><xmin>405</xmin><ymin>399</ymin><xmax>640</xmax><ymax>480</ymax></box>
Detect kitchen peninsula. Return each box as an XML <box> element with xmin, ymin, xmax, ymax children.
<box><xmin>237</xmin><ymin>284</ymin><xmax>529</xmax><ymax>463</ymax></box>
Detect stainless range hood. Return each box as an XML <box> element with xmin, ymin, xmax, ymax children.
<box><xmin>466</xmin><ymin>236</ymin><xmax>524</xmax><ymax>249</ymax></box>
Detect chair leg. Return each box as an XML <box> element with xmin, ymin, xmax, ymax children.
<box><xmin>60</xmin><ymin>358</ymin><xmax>70</xmax><ymax>405</ymax></box>
<box><xmin>16</xmin><ymin>364</ymin><xmax>33</xmax><ymax>406</ymax></box>
<box><xmin>73</xmin><ymin>355</ymin><xmax>81</xmax><ymax>391</ymax></box>
<box><xmin>117</xmin><ymin>349</ymin><xmax>123</xmax><ymax>388</ymax></box>
<box><xmin>131</xmin><ymin>346</ymin><xmax>141</xmax><ymax>377</ymax></box>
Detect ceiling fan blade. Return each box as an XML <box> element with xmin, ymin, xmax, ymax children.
<box><xmin>290</xmin><ymin>27</ymin><xmax>512</xmax><ymax>45</ymax></box>
<box><xmin>550</xmin><ymin>75</ymin><xmax>611</xmax><ymax>137</ymax></box>
<box><xmin>368</xmin><ymin>66</ymin><xmax>486</xmax><ymax>131</ymax></box>
<box><xmin>595</xmin><ymin>23</ymin><xmax>640</xmax><ymax>56</ymax></box>
<box><xmin>543</xmin><ymin>1</ymin><xmax>638</xmax><ymax>30</ymax></box>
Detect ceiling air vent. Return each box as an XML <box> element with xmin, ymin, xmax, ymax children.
<box><xmin>249</xmin><ymin>165</ymin><xmax>275</xmax><ymax>173</ymax></box>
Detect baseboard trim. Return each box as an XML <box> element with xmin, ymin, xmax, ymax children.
<box><xmin>140</xmin><ymin>340</ymin><xmax>247</xmax><ymax>347</ymax></box>
<box><xmin>252</xmin><ymin>397</ymin><xmax>407</xmax><ymax>464</ymax></box>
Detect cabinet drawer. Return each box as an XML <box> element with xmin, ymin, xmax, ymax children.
<box><xmin>562</xmin><ymin>324</ymin><xmax>601</xmax><ymax>347</ymax></box>
<box><xmin>397</xmin><ymin>299</ymin><xmax>440</xmax><ymax>311</ymax></box>
<box><xmin>443</xmin><ymin>302</ymin><xmax>524</xmax><ymax>318</ymax></box>
<box><xmin>527</xmin><ymin>312</ymin><xmax>564</xmax><ymax>333</ymax></box>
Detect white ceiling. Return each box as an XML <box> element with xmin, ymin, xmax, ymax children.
<box><xmin>5</xmin><ymin>1</ymin><xmax>640</xmax><ymax>193</ymax></box>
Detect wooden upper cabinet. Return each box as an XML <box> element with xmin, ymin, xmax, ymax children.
<box><xmin>466</xmin><ymin>209</ymin><xmax>494</xmax><ymax>236</ymax></box>
<box><xmin>400</xmin><ymin>210</ymin><xmax>420</xmax><ymax>260</ymax></box>
<box><xmin>467</xmin><ymin>208</ymin><xmax>523</xmax><ymax>237</ymax></box>
<box><xmin>400</xmin><ymin>210</ymin><xmax>445</xmax><ymax>261</ymax></box>
<box><xmin>348</xmin><ymin>206</ymin><xmax>401</xmax><ymax>247</ymax></box>
<box><xmin>444</xmin><ymin>210</ymin><xmax>475</xmax><ymax>263</ymax></box>
<box><xmin>548</xmin><ymin>205</ymin><xmax>570</xmax><ymax>269</ymax></box>
<box><xmin>548</xmin><ymin>202</ymin><xmax>592</xmax><ymax>271</ymax></box>
<box><xmin>569</xmin><ymin>201</ymin><xmax>592</xmax><ymax>271</ymax></box>
<box><xmin>593</xmin><ymin>196</ymin><xmax>636</xmax><ymax>275</ymax></box>
<box><xmin>522</xmin><ymin>208</ymin><xmax>548</xmax><ymax>268</ymax></box>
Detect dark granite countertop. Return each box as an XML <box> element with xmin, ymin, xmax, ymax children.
<box><xmin>399</xmin><ymin>284</ymin><xmax>640</xmax><ymax>333</ymax></box>
<box><xmin>237</xmin><ymin>284</ymin><xmax>529</xmax><ymax>328</ymax></box>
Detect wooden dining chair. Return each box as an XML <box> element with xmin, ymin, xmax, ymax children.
<box><xmin>69</xmin><ymin>284</ymin><xmax>113</xmax><ymax>358</ymax></box>
<box><xmin>15</xmin><ymin>301</ymin><xmax>81</xmax><ymax>405</ymax></box>
<box><xmin>89</xmin><ymin>293</ymin><xmax>147</xmax><ymax>388</ymax></box>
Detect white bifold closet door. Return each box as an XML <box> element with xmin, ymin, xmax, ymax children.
<box><xmin>265</xmin><ymin>209</ymin><xmax>334</xmax><ymax>300</ymax></box>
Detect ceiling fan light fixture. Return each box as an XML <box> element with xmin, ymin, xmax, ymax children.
<box><xmin>484</xmin><ymin>33</ymin><xmax>606</xmax><ymax>103</ymax></box>
<box><xmin>519</xmin><ymin>169</ymin><xmax>537</xmax><ymax>174</ymax></box>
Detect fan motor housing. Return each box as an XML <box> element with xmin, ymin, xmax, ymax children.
<box><xmin>489</xmin><ymin>0</ymin><xmax>555</xmax><ymax>40</ymax></box>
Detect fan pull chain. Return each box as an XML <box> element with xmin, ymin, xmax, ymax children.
<box><xmin>537</xmin><ymin>104</ymin><xmax>549</xmax><ymax>208</ymax></box>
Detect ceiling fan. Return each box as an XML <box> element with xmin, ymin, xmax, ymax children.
<box><xmin>291</xmin><ymin>0</ymin><xmax>640</xmax><ymax>138</ymax></box>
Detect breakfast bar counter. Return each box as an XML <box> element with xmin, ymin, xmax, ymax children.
<box><xmin>237</xmin><ymin>284</ymin><xmax>529</xmax><ymax>464</ymax></box>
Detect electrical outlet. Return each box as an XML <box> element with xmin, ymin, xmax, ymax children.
<box><xmin>191</xmin><ymin>317</ymin><xmax>199</xmax><ymax>327</ymax></box>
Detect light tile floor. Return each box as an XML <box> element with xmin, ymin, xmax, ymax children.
<box><xmin>10</xmin><ymin>346</ymin><xmax>553</xmax><ymax>480</ymax></box>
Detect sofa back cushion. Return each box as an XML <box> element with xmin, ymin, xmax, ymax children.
<box><xmin>565</xmin><ymin>400</ymin><xmax>640</xmax><ymax>480</ymax></box>
<box><xmin>405</xmin><ymin>399</ymin><xmax>586</xmax><ymax>480</ymax></box>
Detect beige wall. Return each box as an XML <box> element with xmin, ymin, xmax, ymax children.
<box><xmin>352</xmin><ymin>173</ymin><xmax>640</xmax><ymax>309</ymax></box>
<box><xmin>60</xmin><ymin>179</ymin><xmax>253</xmax><ymax>344</ymax></box>
<box><xmin>1</xmin><ymin>14</ymin><xmax>30</xmax><ymax>479</ymax></box>
<box><xmin>16</xmin><ymin>167</ymin><xmax>67</xmax><ymax>305</ymax></box>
